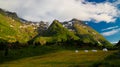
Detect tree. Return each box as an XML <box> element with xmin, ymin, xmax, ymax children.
<box><xmin>116</xmin><ymin>40</ymin><xmax>120</xmax><ymax>49</ymax></box>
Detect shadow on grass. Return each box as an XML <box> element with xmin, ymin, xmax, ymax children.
<box><xmin>0</xmin><ymin>45</ymin><xmax>63</xmax><ymax>64</ymax></box>
<box><xmin>0</xmin><ymin>44</ymin><xmax>89</xmax><ymax>64</ymax></box>
<box><xmin>92</xmin><ymin>51</ymin><xmax>120</xmax><ymax>67</ymax></box>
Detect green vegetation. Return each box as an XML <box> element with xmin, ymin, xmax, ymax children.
<box><xmin>93</xmin><ymin>51</ymin><xmax>120</xmax><ymax>67</ymax></box>
<box><xmin>33</xmin><ymin>20</ymin><xmax>79</xmax><ymax>45</ymax></box>
<box><xmin>0</xmin><ymin>8</ymin><xmax>113</xmax><ymax>48</ymax></box>
<box><xmin>0</xmin><ymin>48</ymin><xmax>117</xmax><ymax>67</ymax></box>
<box><xmin>33</xmin><ymin>19</ymin><xmax>113</xmax><ymax>48</ymax></box>
<box><xmin>115</xmin><ymin>40</ymin><xmax>120</xmax><ymax>49</ymax></box>
<box><xmin>0</xmin><ymin>10</ymin><xmax>37</xmax><ymax>44</ymax></box>
<box><xmin>93</xmin><ymin>42</ymin><xmax>120</xmax><ymax>67</ymax></box>
<box><xmin>0</xmin><ymin>45</ymin><xmax>61</xmax><ymax>63</ymax></box>
<box><xmin>0</xmin><ymin>8</ymin><xmax>119</xmax><ymax>67</ymax></box>
<box><xmin>73</xmin><ymin>19</ymin><xmax>112</xmax><ymax>47</ymax></box>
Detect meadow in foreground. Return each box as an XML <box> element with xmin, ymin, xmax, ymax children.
<box><xmin>0</xmin><ymin>46</ymin><xmax>117</xmax><ymax>67</ymax></box>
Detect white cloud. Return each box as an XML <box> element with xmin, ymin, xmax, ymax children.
<box><xmin>101</xmin><ymin>28</ymin><xmax>120</xmax><ymax>36</ymax></box>
<box><xmin>113</xmin><ymin>0</ymin><xmax>120</xmax><ymax>16</ymax></box>
<box><xmin>0</xmin><ymin>0</ymin><xmax>119</xmax><ymax>22</ymax></box>
<box><xmin>102</xmin><ymin>26</ymin><xmax>119</xmax><ymax>31</ymax></box>
<box><xmin>111</xmin><ymin>41</ymin><xmax>118</xmax><ymax>44</ymax></box>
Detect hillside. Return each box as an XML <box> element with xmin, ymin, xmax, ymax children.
<box><xmin>33</xmin><ymin>19</ymin><xmax>112</xmax><ymax>48</ymax></box>
<box><xmin>62</xmin><ymin>19</ymin><xmax>112</xmax><ymax>47</ymax></box>
<box><xmin>0</xmin><ymin>8</ymin><xmax>112</xmax><ymax>48</ymax></box>
<box><xmin>33</xmin><ymin>20</ymin><xmax>79</xmax><ymax>45</ymax></box>
<box><xmin>0</xmin><ymin>9</ymin><xmax>37</xmax><ymax>44</ymax></box>
<box><xmin>72</xmin><ymin>19</ymin><xmax>112</xmax><ymax>47</ymax></box>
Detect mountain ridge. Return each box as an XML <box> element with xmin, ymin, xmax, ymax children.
<box><xmin>0</xmin><ymin>8</ymin><xmax>37</xmax><ymax>44</ymax></box>
<box><xmin>0</xmin><ymin>8</ymin><xmax>113</xmax><ymax>48</ymax></box>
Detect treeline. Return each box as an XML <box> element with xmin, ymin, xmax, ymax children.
<box><xmin>0</xmin><ymin>39</ymin><xmax>28</xmax><ymax>50</ymax></box>
<box><xmin>0</xmin><ymin>38</ymin><xmax>112</xmax><ymax>50</ymax></box>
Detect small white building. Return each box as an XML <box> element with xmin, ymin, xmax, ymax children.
<box><xmin>75</xmin><ymin>50</ymin><xmax>79</xmax><ymax>53</ymax></box>
<box><xmin>92</xmin><ymin>49</ymin><xmax>97</xmax><ymax>52</ymax></box>
<box><xmin>84</xmin><ymin>50</ymin><xmax>88</xmax><ymax>52</ymax></box>
<box><xmin>103</xmin><ymin>48</ymin><xmax>108</xmax><ymax>52</ymax></box>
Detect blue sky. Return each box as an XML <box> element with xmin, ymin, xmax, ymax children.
<box><xmin>87</xmin><ymin>18</ymin><xmax>120</xmax><ymax>43</ymax></box>
<box><xmin>86</xmin><ymin>0</ymin><xmax>116</xmax><ymax>3</ymax></box>
<box><xmin>0</xmin><ymin>0</ymin><xmax>120</xmax><ymax>43</ymax></box>
<box><xmin>85</xmin><ymin>0</ymin><xmax>120</xmax><ymax>43</ymax></box>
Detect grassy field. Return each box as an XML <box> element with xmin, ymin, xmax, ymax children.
<box><xmin>93</xmin><ymin>51</ymin><xmax>120</xmax><ymax>67</ymax></box>
<box><xmin>0</xmin><ymin>49</ymin><xmax>117</xmax><ymax>67</ymax></box>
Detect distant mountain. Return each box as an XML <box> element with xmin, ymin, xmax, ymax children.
<box><xmin>0</xmin><ymin>8</ymin><xmax>22</xmax><ymax>22</ymax></box>
<box><xmin>33</xmin><ymin>19</ymin><xmax>112</xmax><ymax>48</ymax></box>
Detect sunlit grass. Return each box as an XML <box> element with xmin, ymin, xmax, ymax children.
<box><xmin>0</xmin><ymin>50</ymin><xmax>117</xmax><ymax>67</ymax></box>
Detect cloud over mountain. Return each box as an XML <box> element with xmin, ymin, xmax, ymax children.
<box><xmin>101</xmin><ymin>28</ymin><xmax>120</xmax><ymax>36</ymax></box>
<box><xmin>0</xmin><ymin>0</ymin><xmax>119</xmax><ymax>22</ymax></box>
<box><xmin>102</xmin><ymin>26</ymin><xmax>119</xmax><ymax>31</ymax></box>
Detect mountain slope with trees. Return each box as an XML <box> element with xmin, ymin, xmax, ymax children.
<box><xmin>0</xmin><ymin>9</ymin><xmax>37</xmax><ymax>45</ymax></box>
<box><xmin>33</xmin><ymin>20</ymin><xmax>79</xmax><ymax>45</ymax></box>
<box><xmin>0</xmin><ymin>8</ymin><xmax>112</xmax><ymax>49</ymax></box>
<box><xmin>33</xmin><ymin>19</ymin><xmax>112</xmax><ymax>48</ymax></box>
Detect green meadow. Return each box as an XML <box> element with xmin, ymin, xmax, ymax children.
<box><xmin>0</xmin><ymin>46</ymin><xmax>118</xmax><ymax>67</ymax></box>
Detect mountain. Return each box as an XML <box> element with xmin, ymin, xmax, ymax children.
<box><xmin>0</xmin><ymin>8</ymin><xmax>37</xmax><ymax>44</ymax></box>
<box><xmin>33</xmin><ymin>20</ymin><xmax>79</xmax><ymax>45</ymax></box>
<box><xmin>33</xmin><ymin>19</ymin><xmax>112</xmax><ymax>48</ymax></box>
<box><xmin>66</xmin><ymin>19</ymin><xmax>112</xmax><ymax>47</ymax></box>
<box><xmin>0</xmin><ymin>8</ymin><xmax>112</xmax><ymax>48</ymax></box>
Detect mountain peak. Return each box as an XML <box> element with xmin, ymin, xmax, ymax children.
<box><xmin>0</xmin><ymin>9</ymin><xmax>112</xmax><ymax>48</ymax></box>
<box><xmin>53</xmin><ymin>19</ymin><xmax>59</xmax><ymax>23</ymax></box>
<box><xmin>71</xmin><ymin>18</ymin><xmax>80</xmax><ymax>21</ymax></box>
<box><xmin>47</xmin><ymin>20</ymin><xmax>66</xmax><ymax>36</ymax></box>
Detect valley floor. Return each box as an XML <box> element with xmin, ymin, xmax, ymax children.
<box><xmin>0</xmin><ymin>50</ymin><xmax>117</xmax><ymax>67</ymax></box>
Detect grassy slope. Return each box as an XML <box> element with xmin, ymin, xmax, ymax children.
<box><xmin>0</xmin><ymin>45</ymin><xmax>61</xmax><ymax>63</ymax></box>
<box><xmin>93</xmin><ymin>44</ymin><xmax>120</xmax><ymax>67</ymax></box>
<box><xmin>0</xmin><ymin>49</ymin><xmax>117</xmax><ymax>67</ymax></box>
<box><xmin>93</xmin><ymin>51</ymin><xmax>120</xmax><ymax>67</ymax></box>
<box><xmin>73</xmin><ymin>21</ymin><xmax>112</xmax><ymax>47</ymax></box>
<box><xmin>33</xmin><ymin>19</ymin><xmax>112</xmax><ymax>47</ymax></box>
<box><xmin>33</xmin><ymin>20</ymin><xmax>79</xmax><ymax>45</ymax></box>
<box><xmin>0</xmin><ymin>10</ymin><xmax>112</xmax><ymax>47</ymax></box>
<box><xmin>0</xmin><ymin>13</ymin><xmax>37</xmax><ymax>43</ymax></box>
